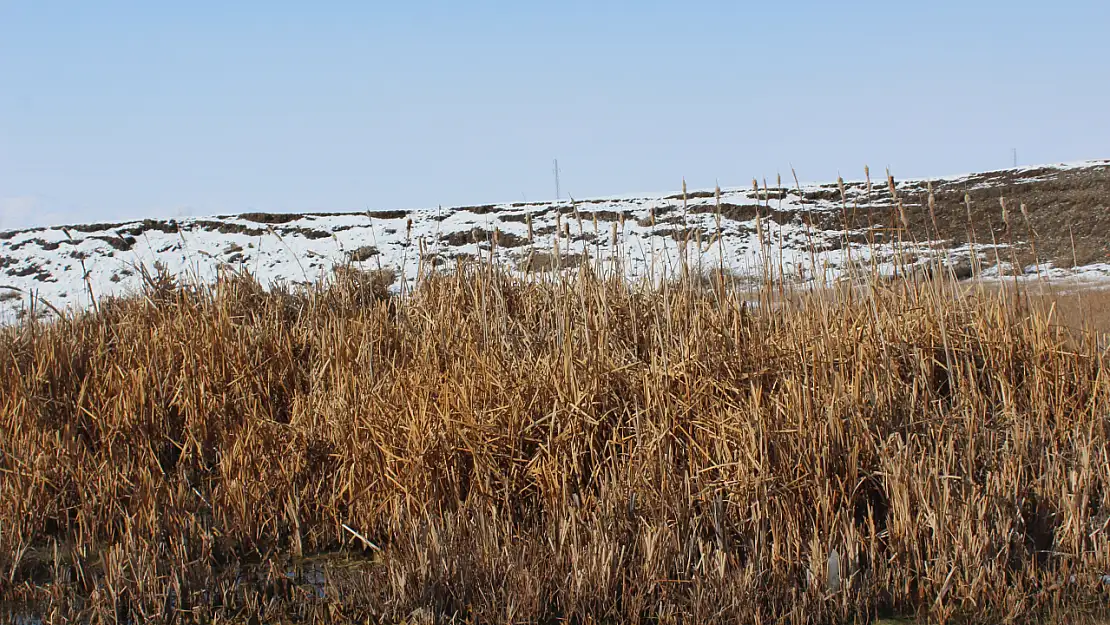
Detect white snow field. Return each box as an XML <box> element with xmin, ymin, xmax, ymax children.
<box><xmin>2</xmin><ymin>160</ymin><xmax>1109</xmax><ymax>324</ymax></box>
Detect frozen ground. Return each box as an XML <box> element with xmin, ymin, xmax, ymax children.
<box><xmin>2</xmin><ymin>160</ymin><xmax>1109</xmax><ymax>324</ymax></box>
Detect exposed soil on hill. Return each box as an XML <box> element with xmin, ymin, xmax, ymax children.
<box><xmin>804</xmin><ymin>165</ymin><xmax>1110</xmax><ymax>269</ymax></box>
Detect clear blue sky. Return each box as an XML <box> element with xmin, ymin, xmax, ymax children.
<box><xmin>2</xmin><ymin>1</ymin><xmax>1108</xmax><ymax>229</ymax></box>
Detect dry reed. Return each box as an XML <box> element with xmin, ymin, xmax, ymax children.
<box><xmin>0</xmin><ymin>244</ymin><xmax>1108</xmax><ymax>624</ymax></box>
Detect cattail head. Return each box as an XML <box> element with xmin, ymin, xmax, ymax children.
<box><xmin>715</xmin><ymin>184</ymin><xmax>722</xmax><ymax>230</ymax></box>
<box><xmin>526</xmin><ymin>213</ymin><xmax>534</xmax><ymax>243</ymax></box>
<box><xmin>898</xmin><ymin>199</ymin><xmax>909</xmax><ymax>230</ymax></box>
<box><xmin>1020</xmin><ymin>202</ymin><xmax>1036</xmax><ymax>239</ymax></box>
<box><xmin>837</xmin><ymin>176</ymin><xmax>846</xmax><ymax>203</ymax></box>
<box><xmin>610</xmin><ymin>222</ymin><xmax>618</xmax><ymax>248</ymax></box>
<box><xmin>999</xmin><ymin>197</ymin><xmax>1009</xmax><ymax>225</ymax></box>
<box><xmin>927</xmin><ymin>181</ymin><xmax>937</xmax><ymax>222</ymax></box>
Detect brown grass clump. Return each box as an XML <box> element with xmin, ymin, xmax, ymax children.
<box><xmin>0</xmin><ymin>259</ymin><xmax>1109</xmax><ymax>624</ymax></box>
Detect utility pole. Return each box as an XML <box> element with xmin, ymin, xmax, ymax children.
<box><xmin>1012</xmin><ymin>148</ymin><xmax>1017</xmax><ymax>168</ymax></box>
<box><xmin>553</xmin><ymin>158</ymin><xmax>561</xmax><ymax>201</ymax></box>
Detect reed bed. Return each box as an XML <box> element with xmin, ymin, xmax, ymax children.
<box><xmin>0</xmin><ymin>253</ymin><xmax>1108</xmax><ymax>624</ymax></box>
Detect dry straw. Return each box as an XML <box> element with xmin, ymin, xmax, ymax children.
<box><xmin>0</xmin><ymin>192</ymin><xmax>1108</xmax><ymax>625</ymax></box>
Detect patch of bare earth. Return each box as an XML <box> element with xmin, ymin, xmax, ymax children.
<box><xmin>812</xmin><ymin>165</ymin><xmax>1110</xmax><ymax>270</ymax></box>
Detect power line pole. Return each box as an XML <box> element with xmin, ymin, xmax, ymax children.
<box><xmin>553</xmin><ymin>158</ymin><xmax>561</xmax><ymax>201</ymax></box>
<box><xmin>1012</xmin><ymin>148</ymin><xmax>1017</xmax><ymax>168</ymax></box>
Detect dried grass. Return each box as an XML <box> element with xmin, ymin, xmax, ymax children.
<box><xmin>0</xmin><ymin>246</ymin><xmax>1108</xmax><ymax>624</ymax></box>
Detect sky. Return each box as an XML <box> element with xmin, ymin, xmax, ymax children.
<box><xmin>1</xmin><ymin>1</ymin><xmax>1108</xmax><ymax>230</ymax></box>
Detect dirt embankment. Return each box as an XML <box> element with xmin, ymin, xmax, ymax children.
<box><xmin>805</xmin><ymin>166</ymin><xmax>1110</xmax><ymax>269</ymax></box>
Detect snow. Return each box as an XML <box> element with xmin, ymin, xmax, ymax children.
<box><xmin>3</xmin><ymin>161</ymin><xmax>1110</xmax><ymax>325</ymax></box>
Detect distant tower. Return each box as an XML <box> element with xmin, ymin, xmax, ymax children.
<box><xmin>553</xmin><ymin>159</ymin><xmax>561</xmax><ymax>201</ymax></box>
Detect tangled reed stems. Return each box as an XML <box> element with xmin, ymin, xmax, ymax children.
<box><xmin>1</xmin><ymin>254</ymin><xmax>1108</xmax><ymax>624</ymax></box>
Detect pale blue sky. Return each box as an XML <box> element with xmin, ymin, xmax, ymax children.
<box><xmin>1</xmin><ymin>1</ymin><xmax>1107</xmax><ymax>229</ymax></box>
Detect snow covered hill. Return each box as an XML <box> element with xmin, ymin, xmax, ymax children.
<box><xmin>3</xmin><ymin>160</ymin><xmax>1109</xmax><ymax>324</ymax></box>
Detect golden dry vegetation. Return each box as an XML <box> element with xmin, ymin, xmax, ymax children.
<box><xmin>1</xmin><ymin>248</ymin><xmax>1109</xmax><ymax>624</ymax></box>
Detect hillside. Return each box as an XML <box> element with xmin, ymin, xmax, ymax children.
<box><xmin>2</xmin><ymin>160</ymin><xmax>1109</xmax><ymax>323</ymax></box>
